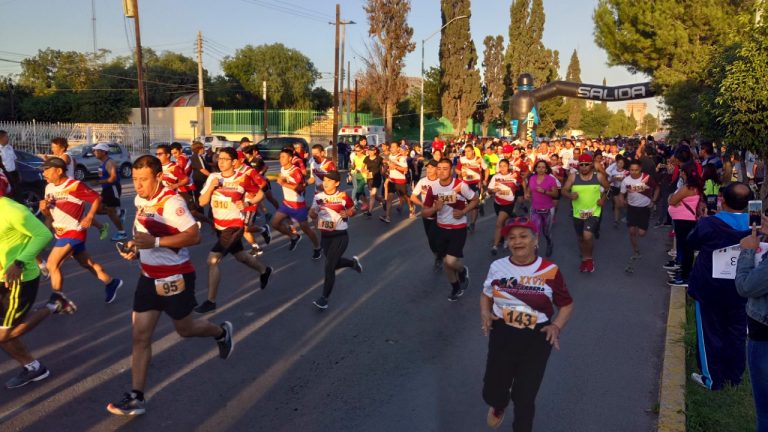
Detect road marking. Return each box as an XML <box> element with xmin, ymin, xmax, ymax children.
<box><xmin>657</xmin><ymin>285</ymin><xmax>686</xmax><ymax>432</ymax></box>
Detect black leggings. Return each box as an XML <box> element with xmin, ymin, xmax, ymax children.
<box><xmin>673</xmin><ymin>219</ymin><xmax>697</xmax><ymax>279</ymax></box>
<box><xmin>483</xmin><ymin>320</ymin><xmax>552</xmax><ymax>432</ymax></box>
<box><xmin>321</xmin><ymin>232</ymin><xmax>354</xmax><ymax>298</ymax></box>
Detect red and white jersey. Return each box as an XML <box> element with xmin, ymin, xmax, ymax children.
<box><xmin>279</xmin><ymin>164</ymin><xmax>306</xmax><ymax>208</ymax></box>
<box><xmin>312</xmin><ymin>190</ymin><xmax>354</xmax><ymax>232</ymax></box>
<box><xmin>134</xmin><ymin>188</ymin><xmax>196</xmax><ymax>278</ymax></box>
<box><xmin>457</xmin><ymin>155</ymin><xmax>487</xmax><ymax>184</ymax></box>
<box><xmin>388</xmin><ymin>154</ymin><xmax>408</xmax><ymax>184</ymax></box>
<box><xmin>236</xmin><ymin>164</ymin><xmax>266</xmax><ymax>212</ymax></box>
<box><xmin>161</xmin><ymin>162</ymin><xmax>187</xmax><ymax>189</ymax></box>
<box><xmin>512</xmin><ymin>158</ymin><xmax>530</xmax><ymax>177</ymax></box>
<box><xmin>413</xmin><ymin>176</ymin><xmax>439</xmax><ymax>220</ymax></box>
<box><xmin>174</xmin><ymin>154</ymin><xmax>195</xmax><ymax>192</ymax></box>
<box><xmin>310</xmin><ymin>157</ymin><xmax>336</xmax><ymax>185</ymax></box>
<box><xmin>292</xmin><ymin>154</ymin><xmax>307</xmax><ymax>173</ymax></box>
<box><xmin>488</xmin><ymin>172</ymin><xmax>521</xmax><ymax>206</ymax></box>
<box><xmin>201</xmin><ymin>170</ymin><xmax>261</xmax><ymax>230</ymax></box>
<box><xmin>423</xmin><ymin>178</ymin><xmax>476</xmax><ymax>229</ymax></box>
<box><xmin>482</xmin><ymin>257</ymin><xmax>573</xmax><ymax>323</ymax></box>
<box><xmin>45</xmin><ymin>178</ymin><xmax>99</xmax><ymax>240</ymax></box>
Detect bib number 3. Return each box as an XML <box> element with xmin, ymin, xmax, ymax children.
<box><xmin>155</xmin><ymin>274</ymin><xmax>185</xmax><ymax>297</ymax></box>
<box><xmin>503</xmin><ymin>306</ymin><xmax>538</xmax><ymax>330</ymax></box>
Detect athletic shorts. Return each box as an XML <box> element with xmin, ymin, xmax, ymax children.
<box><xmin>100</xmin><ymin>184</ymin><xmax>122</xmax><ymax>207</ymax></box>
<box><xmin>573</xmin><ymin>216</ymin><xmax>600</xmax><ymax>236</ymax></box>
<box><xmin>54</xmin><ymin>237</ymin><xmax>86</xmax><ymax>255</ymax></box>
<box><xmin>241</xmin><ymin>210</ymin><xmax>256</xmax><ymax>226</ymax></box>
<box><xmin>277</xmin><ymin>204</ymin><xmax>309</xmax><ymax>222</ymax></box>
<box><xmin>133</xmin><ymin>272</ymin><xmax>197</xmax><ymax>320</ymax></box>
<box><xmin>493</xmin><ymin>202</ymin><xmax>516</xmax><ymax>216</ymax></box>
<box><xmin>367</xmin><ymin>174</ymin><xmax>382</xmax><ymax>189</ymax></box>
<box><xmin>211</xmin><ymin>227</ymin><xmax>245</xmax><ymax>256</ymax></box>
<box><xmin>609</xmin><ymin>186</ymin><xmax>621</xmax><ymax>198</ymax></box>
<box><xmin>391</xmin><ymin>182</ymin><xmax>408</xmax><ymax>196</ymax></box>
<box><xmin>434</xmin><ymin>226</ymin><xmax>467</xmax><ymax>258</ymax></box>
<box><xmin>626</xmin><ymin>205</ymin><xmax>651</xmax><ymax>230</ymax></box>
<box><xmin>0</xmin><ymin>277</ymin><xmax>39</xmax><ymax>328</ymax></box>
<box><xmin>466</xmin><ymin>182</ymin><xmax>481</xmax><ymax>193</ymax></box>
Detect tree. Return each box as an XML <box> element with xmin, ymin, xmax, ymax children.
<box><xmin>361</xmin><ymin>0</ymin><xmax>416</xmax><ymax>140</ymax></box>
<box><xmin>480</xmin><ymin>35</ymin><xmax>505</xmax><ymax>136</ymax></box>
<box><xmin>641</xmin><ymin>113</ymin><xmax>659</xmax><ymax>134</ymax></box>
<box><xmin>423</xmin><ymin>66</ymin><xmax>442</xmax><ymax>118</ymax></box>
<box><xmin>221</xmin><ymin>43</ymin><xmax>320</xmax><ymax>109</ymax></box>
<box><xmin>565</xmin><ymin>49</ymin><xmax>585</xmax><ymax>129</ymax></box>
<box><xmin>439</xmin><ymin>0</ymin><xmax>481</xmax><ymax>134</ymax></box>
<box><xmin>309</xmin><ymin>87</ymin><xmax>333</xmax><ymax>111</ymax></box>
<box><xmin>19</xmin><ymin>48</ymin><xmax>104</xmax><ymax>96</ymax></box>
<box><xmin>604</xmin><ymin>109</ymin><xmax>637</xmax><ymax>137</ymax></box>
<box><xmin>579</xmin><ymin>103</ymin><xmax>612</xmax><ymax>137</ymax></box>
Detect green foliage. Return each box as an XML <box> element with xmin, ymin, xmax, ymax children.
<box><xmin>565</xmin><ymin>49</ymin><xmax>585</xmax><ymax>129</ymax></box>
<box><xmin>19</xmin><ymin>48</ymin><xmax>105</xmax><ymax>96</ymax></box>
<box><xmin>309</xmin><ymin>87</ymin><xmax>333</xmax><ymax>111</ymax></box>
<box><xmin>480</xmin><ymin>35</ymin><xmax>505</xmax><ymax>135</ymax></box>
<box><xmin>439</xmin><ymin>0</ymin><xmax>482</xmax><ymax>134</ymax></box>
<box><xmin>604</xmin><ymin>109</ymin><xmax>637</xmax><ymax>137</ymax></box>
<box><xmin>221</xmin><ymin>43</ymin><xmax>320</xmax><ymax>109</ymax></box>
<box><xmin>579</xmin><ymin>103</ymin><xmax>613</xmax><ymax>137</ymax></box>
<box><xmin>423</xmin><ymin>66</ymin><xmax>442</xmax><ymax>118</ymax></box>
<box><xmin>641</xmin><ymin>113</ymin><xmax>659</xmax><ymax>134</ymax></box>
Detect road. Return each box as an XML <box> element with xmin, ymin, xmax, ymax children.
<box><xmin>0</xmin><ymin>179</ymin><xmax>669</xmax><ymax>432</ymax></box>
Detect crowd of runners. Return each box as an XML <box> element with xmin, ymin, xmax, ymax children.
<box><xmin>0</xmin><ymin>129</ymin><xmax>765</xmax><ymax>430</ymax></box>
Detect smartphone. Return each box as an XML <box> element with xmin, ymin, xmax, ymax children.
<box><xmin>115</xmin><ymin>242</ymin><xmax>136</xmax><ymax>255</ymax></box>
<box><xmin>748</xmin><ymin>200</ymin><xmax>762</xmax><ymax>227</ymax></box>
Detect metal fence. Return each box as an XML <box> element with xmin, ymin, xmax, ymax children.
<box><xmin>211</xmin><ymin>109</ymin><xmax>383</xmax><ymax>135</ymax></box>
<box><xmin>0</xmin><ymin>121</ymin><xmax>173</xmax><ymax>155</ymax></box>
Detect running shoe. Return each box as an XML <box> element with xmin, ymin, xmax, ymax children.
<box><xmin>379</xmin><ymin>216</ymin><xmax>391</xmax><ymax>224</ymax></box>
<box><xmin>312</xmin><ymin>248</ymin><xmax>322</xmax><ymax>260</ymax></box>
<box><xmin>668</xmin><ymin>277</ymin><xmax>688</xmax><ymax>288</ymax></box>
<box><xmin>194</xmin><ymin>300</ymin><xmax>216</xmax><ymax>314</ymax></box>
<box><xmin>49</xmin><ymin>292</ymin><xmax>77</xmax><ymax>314</ymax></box>
<box><xmin>630</xmin><ymin>251</ymin><xmax>642</xmax><ymax>261</ymax></box>
<box><xmin>118</xmin><ymin>208</ymin><xmax>126</xmax><ymax>227</ymax></box>
<box><xmin>288</xmin><ymin>234</ymin><xmax>302</xmax><ymax>251</ymax></box>
<box><xmin>99</xmin><ymin>222</ymin><xmax>110</xmax><ymax>240</ymax></box>
<box><xmin>217</xmin><ymin>321</ymin><xmax>234</xmax><ymax>360</ymax></box>
<box><xmin>448</xmin><ymin>287</ymin><xmax>465</xmax><ymax>302</ymax></box>
<box><xmin>111</xmin><ymin>231</ymin><xmax>128</xmax><ymax>242</ymax></box>
<box><xmin>584</xmin><ymin>259</ymin><xmax>595</xmax><ymax>273</ymax></box>
<box><xmin>690</xmin><ymin>373</ymin><xmax>710</xmax><ymax>390</ymax></box>
<box><xmin>352</xmin><ymin>256</ymin><xmax>363</xmax><ymax>273</ymax></box>
<box><xmin>490</xmin><ymin>246</ymin><xmax>498</xmax><ymax>256</ymax></box>
<box><xmin>409</xmin><ymin>211</ymin><xmax>416</xmax><ymax>219</ymax></box>
<box><xmin>313</xmin><ymin>296</ymin><xmax>329</xmax><ymax>310</ymax></box>
<box><xmin>261</xmin><ymin>224</ymin><xmax>272</xmax><ymax>245</ymax></box>
<box><xmin>662</xmin><ymin>261</ymin><xmax>680</xmax><ymax>271</ymax></box>
<box><xmin>459</xmin><ymin>266</ymin><xmax>470</xmax><ymax>287</ymax></box>
<box><xmin>104</xmin><ymin>278</ymin><xmax>123</xmax><ymax>304</ymax></box>
<box><xmin>260</xmin><ymin>266</ymin><xmax>273</xmax><ymax>289</ymax></box>
<box><xmin>5</xmin><ymin>365</ymin><xmax>50</xmax><ymax>389</ymax></box>
<box><xmin>249</xmin><ymin>244</ymin><xmax>264</xmax><ymax>256</ymax></box>
<box><xmin>38</xmin><ymin>260</ymin><xmax>50</xmax><ymax>280</ymax></box>
<box><xmin>668</xmin><ymin>249</ymin><xmax>677</xmax><ymax>258</ymax></box>
<box><xmin>107</xmin><ymin>392</ymin><xmax>146</xmax><ymax>416</ymax></box>
<box><xmin>364</xmin><ymin>211</ymin><xmax>372</xmax><ymax>218</ymax></box>
<box><xmin>487</xmin><ymin>407</ymin><xmax>505</xmax><ymax>429</ymax></box>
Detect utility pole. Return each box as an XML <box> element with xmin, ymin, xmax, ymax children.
<box><xmin>91</xmin><ymin>0</ymin><xmax>97</xmax><ymax>55</ymax></box>
<box><xmin>332</xmin><ymin>4</ymin><xmax>340</xmax><ymax>165</ymax></box>
<box><xmin>196</xmin><ymin>31</ymin><xmax>205</xmax><ymax>140</ymax></box>
<box><xmin>263</xmin><ymin>80</ymin><xmax>268</xmax><ymax>140</ymax></box>
<box><xmin>354</xmin><ymin>78</ymin><xmax>358</xmax><ymax>124</ymax></box>
<box><xmin>7</xmin><ymin>78</ymin><xmax>15</xmax><ymax>121</ymax></box>
<box><xmin>346</xmin><ymin>60</ymin><xmax>351</xmax><ymax>125</ymax></box>
<box><xmin>125</xmin><ymin>0</ymin><xmax>149</xmax><ymax>145</ymax></box>
<box><xmin>329</xmin><ymin>18</ymin><xmax>355</xmax><ymax>130</ymax></box>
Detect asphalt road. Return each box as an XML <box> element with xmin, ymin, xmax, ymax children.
<box><xmin>0</xmin><ymin>179</ymin><xmax>669</xmax><ymax>432</ymax></box>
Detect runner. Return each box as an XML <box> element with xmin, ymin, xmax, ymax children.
<box><xmin>620</xmin><ymin>160</ymin><xmax>659</xmax><ymax>273</ymax></box>
<box><xmin>308</xmin><ymin>170</ymin><xmax>363</xmax><ymax>309</ymax></box>
<box><xmin>39</xmin><ymin>157</ymin><xmax>123</xmax><ymax>305</ymax></box>
<box><xmin>308</xmin><ymin>144</ymin><xmax>336</xmax><ymax>192</ymax></box>
<box><xmin>271</xmin><ymin>148</ymin><xmax>322</xmax><ymax>259</ymax></box>
<box><xmin>561</xmin><ymin>153</ymin><xmax>610</xmax><ymax>273</ymax></box>
<box><xmin>170</xmin><ymin>142</ymin><xmax>207</xmax><ymax>222</ymax></box>
<box><xmin>155</xmin><ymin>144</ymin><xmax>188</xmax><ymax>192</ymax></box>
<box><xmin>488</xmin><ymin>159</ymin><xmax>523</xmax><ymax>256</ymax></box>
<box><xmin>410</xmin><ymin>159</ymin><xmax>441</xmax><ymax>270</ymax></box>
<box><xmin>606</xmin><ymin>155</ymin><xmax>629</xmax><ymax>227</ymax></box>
<box><xmin>525</xmin><ymin>160</ymin><xmax>559</xmax><ymax>257</ymax></box>
<box><xmin>422</xmin><ymin>158</ymin><xmax>478</xmax><ymax>301</ymax></box>
<box><xmin>457</xmin><ymin>143</ymin><xmax>488</xmax><ymax>231</ymax></box>
<box><xmin>363</xmin><ymin>145</ymin><xmax>385</xmax><ymax>217</ymax></box>
<box><xmin>233</xmin><ymin>152</ymin><xmax>271</xmax><ymax>256</ymax></box>
<box><xmin>106</xmin><ymin>155</ymin><xmax>235</xmax><ymax>416</ymax></box>
<box><xmin>481</xmin><ymin>217</ymin><xmax>574</xmax><ymax>430</ymax></box>
<box><xmin>195</xmin><ymin>147</ymin><xmax>273</xmax><ymax>313</ymax></box>
<box><xmin>380</xmin><ymin>142</ymin><xmax>413</xmax><ymax>223</ymax></box>
<box><xmin>349</xmin><ymin>144</ymin><xmax>368</xmax><ymax>208</ymax></box>
<box><xmin>92</xmin><ymin>143</ymin><xmax>127</xmax><ymax>241</ymax></box>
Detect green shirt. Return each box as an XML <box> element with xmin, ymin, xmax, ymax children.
<box><xmin>484</xmin><ymin>154</ymin><xmax>500</xmax><ymax>176</ymax></box>
<box><xmin>571</xmin><ymin>173</ymin><xmax>604</xmax><ymax>218</ymax></box>
<box><xmin>0</xmin><ymin>197</ymin><xmax>52</xmax><ymax>282</ymax></box>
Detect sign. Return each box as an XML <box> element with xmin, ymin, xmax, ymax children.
<box><xmin>712</xmin><ymin>243</ymin><xmax>768</xmax><ymax>279</ymax></box>
<box><xmin>189</xmin><ymin>120</ymin><xmax>198</xmax><ymax>128</ymax></box>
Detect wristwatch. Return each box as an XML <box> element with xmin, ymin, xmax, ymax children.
<box><xmin>13</xmin><ymin>260</ymin><xmax>23</xmax><ymax>270</ymax></box>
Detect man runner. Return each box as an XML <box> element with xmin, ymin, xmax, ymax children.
<box><xmin>107</xmin><ymin>155</ymin><xmax>235</xmax><ymax>416</ymax></box>
<box><xmin>410</xmin><ymin>159</ymin><xmax>441</xmax><ymax>270</ymax></box>
<box><xmin>620</xmin><ymin>159</ymin><xmax>659</xmax><ymax>273</ymax></box>
<box><xmin>92</xmin><ymin>143</ymin><xmax>127</xmax><ymax>241</ymax></box>
<box><xmin>381</xmin><ymin>143</ymin><xmax>413</xmax><ymax>223</ymax></box>
<box><xmin>457</xmin><ymin>144</ymin><xmax>489</xmax><ymax>231</ymax></box>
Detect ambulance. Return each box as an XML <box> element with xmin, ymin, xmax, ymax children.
<box><xmin>338</xmin><ymin>125</ymin><xmax>386</xmax><ymax>147</ymax></box>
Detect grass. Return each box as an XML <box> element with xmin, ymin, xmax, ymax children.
<box><xmin>684</xmin><ymin>299</ymin><xmax>756</xmax><ymax>432</ymax></box>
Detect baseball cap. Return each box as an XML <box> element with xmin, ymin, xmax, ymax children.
<box><xmin>367</xmin><ymin>145</ymin><xmax>376</xmax><ymax>150</ymax></box>
<box><xmin>324</xmin><ymin>170</ymin><xmax>341</xmax><ymax>182</ymax></box>
<box><xmin>578</xmin><ymin>154</ymin><xmax>593</xmax><ymax>163</ymax></box>
<box><xmin>400</xmin><ymin>144</ymin><xmax>409</xmax><ymax>150</ymax></box>
<box><xmin>502</xmin><ymin>144</ymin><xmax>514</xmax><ymax>153</ymax></box>
<box><xmin>500</xmin><ymin>217</ymin><xmax>538</xmax><ymax>237</ymax></box>
<box><xmin>240</xmin><ymin>137</ymin><xmax>251</xmax><ymax>144</ymax></box>
<box><xmin>40</xmin><ymin>157</ymin><xmax>68</xmax><ymax>170</ymax></box>
<box><xmin>93</xmin><ymin>143</ymin><xmax>110</xmax><ymax>152</ymax></box>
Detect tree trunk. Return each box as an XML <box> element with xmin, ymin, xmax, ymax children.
<box><xmin>385</xmin><ymin>102</ymin><xmax>393</xmax><ymax>143</ymax></box>
<box><xmin>481</xmin><ymin>122</ymin><xmax>489</xmax><ymax>137</ymax></box>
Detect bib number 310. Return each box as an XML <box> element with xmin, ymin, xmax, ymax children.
<box><xmin>503</xmin><ymin>306</ymin><xmax>538</xmax><ymax>330</ymax></box>
<box><xmin>154</xmin><ymin>274</ymin><xmax>185</xmax><ymax>297</ymax></box>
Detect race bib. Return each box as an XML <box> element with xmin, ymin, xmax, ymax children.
<box><xmin>535</xmin><ymin>208</ymin><xmax>551</xmax><ymax>215</ymax></box>
<box><xmin>497</xmin><ymin>188</ymin><xmax>511</xmax><ymax>196</ymax></box>
<box><xmin>438</xmin><ymin>192</ymin><xmax>456</xmax><ymax>204</ymax></box>
<box><xmin>579</xmin><ymin>209</ymin><xmax>594</xmax><ymax>219</ymax></box>
<box><xmin>54</xmin><ymin>226</ymin><xmax>65</xmax><ymax>236</ymax></box>
<box><xmin>319</xmin><ymin>219</ymin><xmax>336</xmax><ymax>230</ymax></box>
<box><xmin>502</xmin><ymin>306</ymin><xmax>538</xmax><ymax>329</ymax></box>
<box><xmin>212</xmin><ymin>199</ymin><xmax>230</xmax><ymax>209</ymax></box>
<box><xmin>463</xmin><ymin>170</ymin><xmax>477</xmax><ymax>181</ymax></box>
<box><xmin>154</xmin><ymin>274</ymin><xmax>186</xmax><ymax>297</ymax></box>
<box><xmin>712</xmin><ymin>243</ymin><xmax>768</xmax><ymax>279</ymax></box>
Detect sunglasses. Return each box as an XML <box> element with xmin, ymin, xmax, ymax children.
<box><xmin>155</xmin><ymin>152</ymin><xmax>166</xmax><ymax>156</ymax></box>
<box><xmin>506</xmin><ymin>216</ymin><xmax>530</xmax><ymax>225</ymax></box>
<box><xmin>579</xmin><ymin>163</ymin><xmax>592</xmax><ymax>167</ymax></box>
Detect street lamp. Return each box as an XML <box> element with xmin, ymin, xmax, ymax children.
<box><xmin>420</xmin><ymin>15</ymin><xmax>468</xmax><ymax>149</ymax></box>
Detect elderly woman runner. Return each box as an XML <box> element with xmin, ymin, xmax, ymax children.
<box><xmin>480</xmin><ymin>217</ymin><xmax>574</xmax><ymax>431</ymax></box>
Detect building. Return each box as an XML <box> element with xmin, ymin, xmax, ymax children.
<box><xmin>625</xmin><ymin>102</ymin><xmax>646</xmax><ymax>126</ymax></box>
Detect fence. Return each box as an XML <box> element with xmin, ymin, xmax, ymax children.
<box><xmin>212</xmin><ymin>109</ymin><xmax>384</xmax><ymax>136</ymax></box>
<box><xmin>0</xmin><ymin>121</ymin><xmax>173</xmax><ymax>155</ymax></box>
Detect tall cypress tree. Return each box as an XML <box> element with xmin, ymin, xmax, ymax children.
<box><xmin>565</xmin><ymin>49</ymin><xmax>585</xmax><ymax>129</ymax></box>
<box><xmin>439</xmin><ymin>0</ymin><xmax>481</xmax><ymax>134</ymax></box>
<box><xmin>481</xmin><ymin>35</ymin><xmax>505</xmax><ymax>136</ymax></box>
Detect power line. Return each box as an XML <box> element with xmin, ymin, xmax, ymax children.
<box><xmin>237</xmin><ymin>0</ymin><xmax>333</xmax><ymax>23</ymax></box>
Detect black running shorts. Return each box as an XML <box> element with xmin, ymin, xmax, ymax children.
<box><xmin>100</xmin><ymin>184</ymin><xmax>122</xmax><ymax>208</ymax></box>
<box><xmin>434</xmin><ymin>226</ymin><xmax>467</xmax><ymax>258</ymax></box>
<box><xmin>493</xmin><ymin>202</ymin><xmax>516</xmax><ymax>216</ymax></box>
<box><xmin>211</xmin><ymin>227</ymin><xmax>245</xmax><ymax>256</ymax></box>
<box><xmin>572</xmin><ymin>216</ymin><xmax>600</xmax><ymax>236</ymax></box>
<box><xmin>626</xmin><ymin>205</ymin><xmax>651</xmax><ymax>231</ymax></box>
<box><xmin>133</xmin><ymin>272</ymin><xmax>197</xmax><ymax>320</ymax></box>
<box><xmin>0</xmin><ymin>277</ymin><xmax>39</xmax><ymax>328</ymax></box>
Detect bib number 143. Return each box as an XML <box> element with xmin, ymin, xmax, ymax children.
<box><xmin>503</xmin><ymin>306</ymin><xmax>538</xmax><ymax>329</ymax></box>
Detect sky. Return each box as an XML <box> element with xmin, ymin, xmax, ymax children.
<box><xmin>0</xmin><ymin>0</ymin><xmax>659</xmax><ymax>116</ymax></box>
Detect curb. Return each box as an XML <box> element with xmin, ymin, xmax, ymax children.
<box><xmin>657</xmin><ymin>284</ymin><xmax>687</xmax><ymax>432</ymax></box>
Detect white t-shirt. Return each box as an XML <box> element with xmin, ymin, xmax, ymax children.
<box><xmin>620</xmin><ymin>173</ymin><xmax>653</xmax><ymax>207</ymax></box>
<box><xmin>422</xmin><ymin>178</ymin><xmax>476</xmax><ymax>229</ymax></box>
<box><xmin>606</xmin><ymin>163</ymin><xmax>628</xmax><ymax>188</ymax></box>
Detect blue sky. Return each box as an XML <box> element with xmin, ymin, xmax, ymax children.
<box><xmin>0</xmin><ymin>0</ymin><xmax>659</xmax><ymax>115</ymax></box>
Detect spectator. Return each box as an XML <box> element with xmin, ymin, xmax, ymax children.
<box><xmin>432</xmin><ymin>135</ymin><xmax>445</xmax><ymax>153</ymax></box>
<box><xmin>337</xmin><ymin>139</ymin><xmax>349</xmax><ymax>170</ymax></box>
<box><xmin>736</xmin><ymin>217</ymin><xmax>768</xmax><ymax>432</ymax></box>
<box><xmin>687</xmin><ymin>182</ymin><xmax>751</xmax><ymax>390</ymax></box>
<box><xmin>0</xmin><ymin>130</ymin><xmax>20</xmax><ymax>199</ymax></box>
<box><xmin>666</xmin><ymin>163</ymin><xmax>703</xmax><ymax>287</ymax></box>
<box><xmin>189</xmin><ymin>141</ymin><xmax>211</xmax><ymax>193</ymax></box>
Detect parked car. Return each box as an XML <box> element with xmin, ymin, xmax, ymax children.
<box><xmin>254</xmin><ymin>137</ymin><xmax>309</xmax><ymax>160</ymax></box>
<box><xmin>13</xmin><ymin>150</ymin><xmax>46</xmax><ymax>216</ymax></box>
<box><xmin>199</xmin><ymin>135</ymin><xmax>236</xmax><ymax>151</ymax></box>
<box><xmin>67</xmin><ymin>143</ymin><xmax>133</xmax><ymax>180</ymax></box>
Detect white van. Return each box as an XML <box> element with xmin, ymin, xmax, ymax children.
<box><xmin>338</xmin><ymin>125</ymin><xmax>386</xmax><ymax>147</ymax></box>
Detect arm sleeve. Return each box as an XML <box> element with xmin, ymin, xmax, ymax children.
<box><xmin>460</xmin><ymin>182</ymin><xmax>477</xmax><ymax>201</ymax></box>
<box><xmin>164</xmin><ymin>196</ymin><xmax>196</xmax><ymax>233</ymax></box>
<box><xmin>10</xmin><ymin>204</ymin><xmax>53</xmax><ymax>264</ymax></box>
<box><xmin>71</xmin><ymin>181</ymin><xmax>100</xmax><ymax>203</ymax></box>
<box><xmin>423</xmin><ymin>187</ymin><xmax>435</xmax><ymax>207</ymax></box>
<box><xmin>343</xmin><ymin>192</ymin><xmax>355</xmax><ymax>210</ymax></box>
<box><xmin>735</xmin><ymin>249</ymin><xmax>768</xmax><ymax>297</ymax></box>
<box><xmin>482</xmin><ymin>262</ymin><xmax>496</xmax><ymax>298</ymax></box>
<box><xmin>200</xmin><ymin>175</ymin><xmax>216</xmax><ymax>196</ymax></box>
<box><xmin>550</xmin><ymin>269</ymin><xmax>573</xmax><ymax>308</ymax></box>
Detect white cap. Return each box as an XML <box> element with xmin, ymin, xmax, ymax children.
<box><xmin>93</xmin><ymin>143</ymin><xmax>110</xmax><ymax>152</ymax></box>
